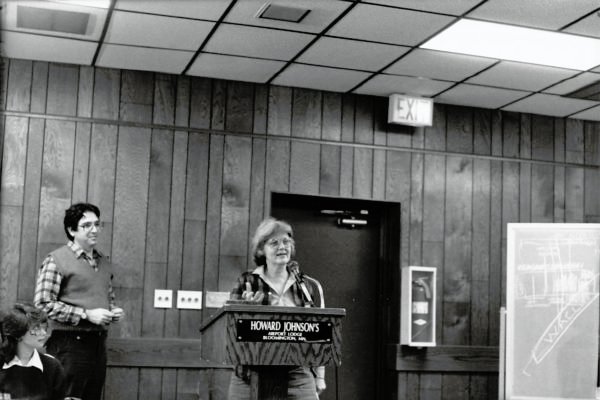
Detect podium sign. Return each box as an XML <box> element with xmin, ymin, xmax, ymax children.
<box><xmin>236</xmin><ymin>319</ymin><xmax>333</xmax><ymax>343</ymax></box>
<box><xmin>200</xmin><ymin>304</ymin><xmax>345</xmax><ymax>367</ymax></box>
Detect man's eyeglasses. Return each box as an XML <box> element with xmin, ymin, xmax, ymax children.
<box><xmin>28</xmin><ymin>325</ymin><xmax>48</xmax><ymax>336</ymax></box>
<box><xmin>78</xmin><ymin>221</ymin><xmax>104</xmax><ymax>231</ymax></box>
<box><xmin>266</xmin><ymin>237</ymin><xmax>293</xmax><ymax>248</ymax></box>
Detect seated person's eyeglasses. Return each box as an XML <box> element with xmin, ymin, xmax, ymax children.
<box><xmin>28</xmin><ymin>324</ymin><xmax>48</xmax><ymax>336</ymax></box>
<box><xmin>78</xmin><ymin>221</ymin><xmax>104</xmax><ymax>231</ymax></box>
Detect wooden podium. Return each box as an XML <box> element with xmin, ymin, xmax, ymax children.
<box><xmin>200</xmin><ymin>303</ymin><xmax>345</xmax><ymax>399</ymax></box>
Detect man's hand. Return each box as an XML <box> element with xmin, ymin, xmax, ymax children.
<box><xmin>315</xmin><ymin>377</ymin><xmax>326</xmax><ymax>395</ymax></box>
<box><xmin>110</xmin><ymin>307</ymin><xmax>125</xmax><ymax>322</ymax></box>
<box><xmin>85</xmin><ymin>308</ymin><xmax>115</xmax><ymax>325</ymax></box>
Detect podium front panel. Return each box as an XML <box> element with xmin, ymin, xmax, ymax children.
<box><xmin>201</xmin><ymin>305</ymin><xmax>345</xmax><ymax>367</ymax></box>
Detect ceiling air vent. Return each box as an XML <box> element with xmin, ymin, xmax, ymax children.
<box><xmin>565</xmin><ymin>80</ymin><xmax>600</xmax><ymax>101</ymax></box>
<box><xmin>17</xmin><ymin>5</ymin><xmax>90</xmax><ymax>35</ymax></box>
<box><xmin>256</xmin><ymin>3</ymin><xmax>310</xmax><ymax>23</ymax></box>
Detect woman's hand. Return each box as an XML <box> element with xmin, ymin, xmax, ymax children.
<box><xmin>241</xmin><ymin>282</ymin><xmax>264</xmax><ymax>303</ymax></box>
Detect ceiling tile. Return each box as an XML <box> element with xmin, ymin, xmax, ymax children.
<box><xmin>467</xmin><ymin>0</ymin><xmax>600</xmax><ymax>30</ymax></box>
<box><xmin>105</xmin><ymin>11</ymin><xmax>214</xmax><ymax>51</ymax></box>
<box><xmin>1</xmin><ymin>31</ymin><xmax>97</xmax><ymax>65</ymax></box>
<box><xmin>436</xmin><ymin>83</ymin><xmax>528</xmax><ymax>109</ymax></box>
<box><xmin>327</xmin><ymin>3</ymin><xmax>455</xmax><ymax>46</ymax></box>
<box><xmin>187</xmin><ymin>53</ymin><xmax>286</xmax><ymax>83</ymax></box>
<box><xmin>367</xmin><ymin>0</ymin><xmax>482</xmax><ymax>15</ymax></box>
<box><xmin>225</xmin><ymin>0</ymin><xmax>351</xmax><ymax>33</ymax></box>
<box><xmin>114</xmin><ymin>0</ymin><xmax>231</xmax><ymax>20</ymax></box>
<box><xmin>467</xmin><ymin>61</ymin><xmax>579</xmax><ymax>92</ymax></box>
<box><xmin>354</xmin><ymin>74</ymin><xmax>453</xmax><ymax>97</ymax></box>
<box><xmin>544</xmin><ymin>72</ymin><xmax>600</xmax><ymax>95</ymax></box>
<box><xmin>273</xmin><ymin>64</ymin><xmax>371</xmax><ymax>92</ymax></box>
<box><xmin>570</xmin><ymin>105</ymin><xmax>600</xmax><ymax>122</ymax></box>
<box><xmin>564</xmin><ymin>12</ymin><xmax>600</xmax><ymax>39</ymax></box>
<box><xmin>385</xmin><ymin>49</ymin><xmax>496</xmax><ymax>81</ymax></box>
<box><xmin>96</xmin><ymin>44</ymin><xmax>193</xmax><ymax>74</ymax></box>
<box><xmin>502</xmin><ymin>93</ymin><xmax>598</xmax><ymax>117</ymax></box>
<box><xmin>2</xmin><ymin>0</ymin><xmax>108</xmax><ymax>40</ymax></box>
<box><xmin>205</xmin><ymin>24</ymin><xmax>315</xmax><ymax>60</ymax></box>
<box><xmin>298</xmin><ymin>37</ymin><xmax>409</xmax><ymax>72</ymax></box>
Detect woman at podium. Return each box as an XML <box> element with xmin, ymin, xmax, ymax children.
<box><xmin>228</xmin><ymin>217</ymin><xmax>326</xmax><ymax>400</ymax></box>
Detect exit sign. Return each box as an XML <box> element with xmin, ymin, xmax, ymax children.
<box><xmin>388</xmin><ymin>94</ymin><xmax>433</xmax><ymax>127</ymax></box>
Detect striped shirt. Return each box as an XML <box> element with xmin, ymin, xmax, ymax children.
<box><xmin>34</xmin><ymin>241</ymin><xmax>116</xmax><ymax>325</ymax></box>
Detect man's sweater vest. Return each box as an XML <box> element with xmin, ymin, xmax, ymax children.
<box><xmin>49</xmin><ymin>245</ymin><xmax>113</xmax><ymax>331</ymax></box>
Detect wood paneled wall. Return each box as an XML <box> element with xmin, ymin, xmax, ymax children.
<box><xmin>1</xmin><ymin>58</ymin><xmax>600</xmax><ymax>400</ymax></box>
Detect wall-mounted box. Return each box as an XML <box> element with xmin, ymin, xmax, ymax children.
<box><xmin>401</xmin><ymin>266</ymin><xmax>436</xmax><ymax>347</ymax></box>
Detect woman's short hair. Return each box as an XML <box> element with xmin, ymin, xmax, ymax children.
<box><xmin>251</xmin><ymin>217</ymin><xmax>295</xmax><ymax>266</ymax></box>
<box><xmin>0</xmin><ymin>303</ymin><xmax>47</xmax><ymax>363</ymax></box>
<box><xmin>64</xmin><ymin>202</ymin><xmax>100</xmax><ymax>240</ymax></box>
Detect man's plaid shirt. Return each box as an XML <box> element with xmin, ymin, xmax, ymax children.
<box><xmin>34</xmin><ymin>241</ymin><xmax>116</xmax><ymax>325</ymax></box>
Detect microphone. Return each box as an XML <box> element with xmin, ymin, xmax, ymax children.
<box><xmin>288</xmin><ymin>261</ymin><xmax>314</xmax><ymax>307</ymax></box>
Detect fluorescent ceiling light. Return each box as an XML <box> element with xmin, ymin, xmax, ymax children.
<box><xmin>50</xmin><ymin>0</ymin><xmax>111</xmax><ymax>8</ymax></box>
<box><xmin>421</xmin><ymin>19</ymin><xmax>600</xmax><ymax>71</ymax></box>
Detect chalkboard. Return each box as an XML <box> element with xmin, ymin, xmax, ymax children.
<box><xmin>506</xmin><ymin>223</ymin><xmax>600</xmax><ymax>400</ymax></box>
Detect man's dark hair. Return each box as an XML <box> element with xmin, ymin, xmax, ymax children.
<box><xmin>64</xmin><ymin>203</ymin><xmax>100</xmax><ymax>240</ymax></box>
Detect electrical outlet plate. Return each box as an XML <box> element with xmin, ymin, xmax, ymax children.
<box><xmin>154</xmin><ymin>289</ymin><xmax>173</xmax><ymax>308</ymax></box>
<box><xmin>177</xmin><ymin>290</ymin><xmax>202</xmax><ymax>310</ymax></box>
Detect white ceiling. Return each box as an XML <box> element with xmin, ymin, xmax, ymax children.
<box><xmin>2</xmin><ymin>0</ymin><xmax>600</xmax><ymax>121</ymax></box>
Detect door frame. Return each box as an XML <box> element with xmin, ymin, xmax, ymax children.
<box><xmin>269</xmin><ymin>191</ymin><xmax>401</xmax><ymax>399</ymax></box>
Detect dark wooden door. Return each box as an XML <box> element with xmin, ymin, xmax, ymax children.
<box><xmin>272</xmin><ymin>194</ymin><xmax>387</xmax><ymax>400</ymax></box>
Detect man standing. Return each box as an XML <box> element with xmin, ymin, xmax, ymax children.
<box><xmin>34</xmin><ymin>202</ymin><xmax>124</xmax><ymax>400</ymax></box>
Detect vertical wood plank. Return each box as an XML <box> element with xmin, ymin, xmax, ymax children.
<box><xmin>0</xmin><ymin>57</ymin><xmax>9</xmax><ymax>110</ymax></box>
<box><xmin>202</xmin><ymin>134</ymin><xmax>223</xmax><ymax>293</ymax></box>
<box><xmin>6</xmin><ymin>59</ymin><xmax>32</xmax><ymax>112</ymax></box>
<box><xmin>340</xmin><ymin>94</ymin><xmax>355</xmax><ymax>197</ymax></box>
<box><xmin>267</xmin><ymin>86</ymin><xmax>292</xmax><ymax>137</ymax></box>
<box><xmin>31</xmin><ymin>62</ymin><xmax>49</xmax><ymax>114</ymax></box>
<box><xmin>584</xmin><ymin>122</ymin><xmax>600</xmax><ymax>220</ymax></box>
<box><xmin>165</xmin><ymin>131</ymin><xmax>188</xmax><ymax>338</ymax></box>
<box><xmin>248</xmin><ymin>138</ymin><xmax>266</xmax><ymax>269</ymax></box>
<box><xmin>142</xmin><ymin>129</ymin><xmax>173</xmax><ymax>336</ymax></box>
<box><xmin>471</xmin><ymin>159</ymin><xmax>490</xmax><ymax>345</ymax></box>
<box><xmin>72</xmin><ymin>122</ymin><xmax>91</xmax><ymax>202</ymax></box>
<box><xmin>373</xmin><ymin>96</ymin><xmax>387</xmax><ymax>200</ymax></box>
<box><xmin>112</xmin><ymin>126</ymin><xmax>151</xmax><ymax>337</ymax></box>
<box><xmin>253</xmin><ymin>85</ymin><xmax>268</xmax><ymax>135</ymax></box>
<box><xmin>226</xmin><ymin>81</ymin><xmax>254</xmax><ymax>133</ymax></box>
<box><xmin>443</xmin><ymin>108</ymin><xmax>473</xmax><ymax>345</ymax></box>
<box><xmin>1</xmin><ymin>115</ymin><xmax>28</xmax><ymax>305</ymax></box>
<box><xmin>219</xmin><ymin>136</ymin><xmax>252</xmax><ymax>290</ymax></box>
<box><xmin>93</xmin><ymin>68</ymin><xmax>120</xmax><ymax>120</ymax></box>
<box><xmin>212</xmin><ymin>80</ymin><xmax>226</xmax><ymax>130</ymax></box>
<box><xmin>18</xmin><ymin>118</ymin><xmax>44</xmax><ymax>301</ymax></box>
<box><xmin>46</xmin><ymin>63</ymin><xmax>79</xmax><ymax>116</ymax></box>
<box><xmin>189</xmin><ymin>78</ymin><xmax>212</xmax><ymax>130</ymax></box>
<box><xmin>320</xmin><ymin>92</ymin><xmax>342</xmax><ymax>196</ymax></box>
<box><xmin>154</xmin><ymin>74</ymin><xmax>176</xmax><ymax>126</ymax></box>
<box><xmin>353</xmin><ymin>96</ymin><xmax>373</xmax><ymax>199</ymax></box>
<box><xmin>175</xmin><ymin>76</ymin><xmax>191</xmax><ymax>127</ymax></box>
<box><xmin>565</xmin><ymin>119</ymin><xmax>584</xmax><ymax>222</ymax></box>
<box><xmin>88</xmin><ymin>124</ymin><xmax>117</xmax><ymax>255</ymax></box>
<box><xmin>37</xmin><ymin>120</ymin><xmax>76</xmax><ymax>263</ymax></box>
<box><xmin>290</xmin><ymin>89</ymin><xmax>321</xmax><ymax>195</ymax></box>
<box><xmin>553</xmin><ymin>119</ymin><xmax>565</xmax><ymax>222</ymax></box>
<box><xmin>181</xmin><ymin>133</ymin><xmax>209</xmax><ymax>336</ymax></box>
<box><xmin>77</xmin><ymin>66</ymin><xmax>94</xmax><ymax>118</ymax></box>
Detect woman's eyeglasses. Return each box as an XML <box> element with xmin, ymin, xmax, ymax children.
<box><xmin>266</xmin><ymin>238</ymin><xmax>293</xmax><ymax>248</ymax></box>
<box><xmin>78</xmin><ymin>221</ymin><xmax>104</xmax><ymax>231</ymax></box>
